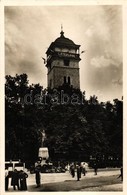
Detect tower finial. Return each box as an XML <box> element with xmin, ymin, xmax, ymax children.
<box><xmin>60</xmin><ymin>24</ymin><xmax>64</xmax><ymax>37</ymax></box>
<box><xmin>61</xmin><ymin>24</ymin><xmax>63</xmax><ymax>32</ymax></box>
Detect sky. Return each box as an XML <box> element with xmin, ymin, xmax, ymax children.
<box><xmin>5</xmin><ymin>5</ymin><xmax>123</xmax><ymax>102</ymax></box>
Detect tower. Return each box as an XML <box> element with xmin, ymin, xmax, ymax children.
<box><xmin>45</xmin><ymin>29</ymin><xmax>81</xmax><ymax>89</ymax></box>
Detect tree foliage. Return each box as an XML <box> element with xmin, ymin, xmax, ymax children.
<box><xmin>5</xmin><ymin>74</ymin><xmax>123</xmax><ymax>167</ymax></box>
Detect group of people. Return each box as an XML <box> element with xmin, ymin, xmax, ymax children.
<box><xmin>5</xmin><ymin>160</ymin><xmax>43</xmax><ymax>191</ymax></box>
<box><xmin>5</xmin><ymin>168</ymin><xmax>28</xmax><ymax>191</ymax></box>
<box><xmin>5</xmin><ymin>162</ymin><xmax>123</xmax><ymax>191</ymax></box>
<box><xmin>69</xmin><ymin>162</ymin><xmax>87</xmax><ymax>181</ymax></box>
<box><xmin>69</xmin><ymin>161</ymin><xmax>100</xmax><ymax>181</ymax></box>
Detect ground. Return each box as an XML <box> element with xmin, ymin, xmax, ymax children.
<box><xmin>7</xmin><ymin>168</ymin><xmax>123</xmax><ymax>192</ymax></box>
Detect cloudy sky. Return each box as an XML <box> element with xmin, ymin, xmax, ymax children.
<box><xmin>5</xmin><ymin>5</ymin><xmax>122</xmax><ymax>102</ymax></box>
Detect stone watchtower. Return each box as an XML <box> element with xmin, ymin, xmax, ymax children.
<box><xmin>45</xmin><ymin>29</ymin><xmax>81</xmax><ymax>89</ymax></box>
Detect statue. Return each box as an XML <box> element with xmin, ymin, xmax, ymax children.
<box><xmin>41</xmin><ymin>130</ymin><xmax>46</xmax><ymax>147</ymax></box>
<box><xmin>38</xmin><ymin>130</ymin><xmax>49</xmax><ymax>164</ymax></box>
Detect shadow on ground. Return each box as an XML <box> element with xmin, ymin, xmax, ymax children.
<box><xmin>28</xmin><ymin>174</ymin><xmax>122</xmax><ymax>191</ymax></box>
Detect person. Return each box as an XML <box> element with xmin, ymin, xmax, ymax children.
<box><xmin>11</xmin><ymin>169</ymin><xmax>20</xmax><ymax>190</ymax></box>
<box><xmin>93</xmin><ymin>162</ymin><xmax>98</xmax><ymax>175</ymax></box>
<box><xmin>35</xmin><ymin>163</ymin><xmax>41</xmax><ymax>188</ymax></box>
<box><xmin>76</xmin><ymin>164</ymin><xmax>81</xmax><ymax>181</ymax></box>
<box><xmin>5</xmin><ymin>167</ymin><xmax>9</xmax><ymax>191</ymax></box>
<box><xmin>65</xmin><ymin>163</ymin><xmax>70</xmax><ymax>171</ymax></box>
<box><xmin>82</xmin><ymin>163</ymin><xmax>86</xmax><ymax>176</ymax></box>
<box><xmin>70</xmin><ymin>163</ymin><xmax>75</xmax><ymax>178</ymax></box>
<box><xmin>117</xmin><ymin>167</ymin><xmax>123</xmax><ymax>181</ymax></box>
<box><xmin>19</xmin><ymin>170</ymin><xmax>28</xmax><ymax>190</ymax></box>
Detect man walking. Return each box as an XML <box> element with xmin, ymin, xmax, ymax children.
<box><xmin>117</xmin><ymin>167</ymin><xmax>123</xmax><ymax>181</ymax></box>
<box><xmin>76</xmin><ymin>164</ymin><xmax>81</xmax><ymax>181</ymax></box>
<box><xmin>93</xmin><ymin>162</ymin><xmax>98</xmax><ymax>175</ymax></box>
<box><xmin>35</xmin><ymin>161</ymin><xmax>41</xmax><ymax>188</ymax></box>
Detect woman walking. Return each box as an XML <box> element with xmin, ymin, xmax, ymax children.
<box><xmin>70</xmin><ymin>163</ymin><xmax>75</xmax><ymax>178</ymax></box>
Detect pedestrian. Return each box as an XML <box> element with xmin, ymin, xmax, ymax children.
<box><xmin>82</xmin><ymin>163</ymin><xmax>86</xmax><ymax>176</ymax></box>
<box><xmin>11</xmin><ymin>169</ymin><xmax>20</xmax><ymax>190</ymax></box>
<box><xmin>76</xmin><ymin>164</ymin><xmax>81</xmax><ymax>181</ymax></box>
<box><xmin>70</xmin><ymin>163</ymin><xmax>75</xmax><ymax>178</ymax></box>
<box><xmin>93</xmin><ymin>162</ymin><xmax>98</xmax><ymax>175</ymax></box>
<box><xmin>5</xmin><ymin>167</ymin><xmax>9</xmax><ymax>191</ymax></box>
<box><xmin>35</xmin><ymin>164</ymin><xmax>41</xmax><ymax>187</ymax></box>
<box><xmin>65</xmin><ymin>163</ymin><xmax>70</xmax><ymax>171</ymax></box>
<box><xmin>19</xmin><ymin>170</ymin><xmax>28</xmax><ymax>190</ymax></box>
<box><xmin>117</xmin><ymin>167</ymin><xmax>123</xmax><ymax>181</ymax></box>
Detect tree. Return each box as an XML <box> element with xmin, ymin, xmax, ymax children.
<box><xmin>5</xmin><ymin>74</ymin><xmax>123</xmax><ymax>167</ymax></box>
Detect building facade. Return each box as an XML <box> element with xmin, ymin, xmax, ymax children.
<box><xmin>45</xmin><ymin>30</ymin><xmax>81</xmax><ymax>89</ymax></box>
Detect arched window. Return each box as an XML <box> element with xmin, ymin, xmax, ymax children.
<box><xmin>64</xmin><ymin>76</ymin><xmax>66</xmax><ymax>84</ymax></box>
<box><xmin>68</xmin><ymin>77</ymin><xmax>70</xmax><ymax>85</ymax></box>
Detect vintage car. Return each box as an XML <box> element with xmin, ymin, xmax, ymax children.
<box><xmin>5</xmin><ymin>161</ymin><xmax>25</xmax><ymax>177</ymax></box>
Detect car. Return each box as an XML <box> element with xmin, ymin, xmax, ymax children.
<box><xmin>5</xmin><ymin>161</ymin><xmax>25</xmax><ymax>178</ymax></box>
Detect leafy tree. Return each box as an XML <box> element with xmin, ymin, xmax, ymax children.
<box><xmin>5</xmin><ymin>74</ymin><xmax>123</xmax><ymax>167</ymax></box>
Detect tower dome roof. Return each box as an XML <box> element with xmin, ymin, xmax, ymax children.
<box><xmin>55</xmin><ymin>36</ymin><xmax>75</xmax><ymax>45</ymax></box>
<box><xmin>46</xmin><ymin>30</ymin><xmax>80</xmax><ymax>54</ymax></box>
<box><xmin>54</xmin><ymin>30</ymin><xmax>79</xmax><ymax>48</ymax></box>
<box><xmin>54</xmin><ymin>31</ymin><xmax>75</xmax><ymax>46</ymax></box>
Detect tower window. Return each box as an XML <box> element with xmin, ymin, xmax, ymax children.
<box><xmin>64</xmin><ymin>59</ymin><xmax>70</xmax><ymax>66</ymax></box>
<box><xmin>64</xmin><ymin>76</ymin><xmax>66</xmax><ymax>84</ymax></box>
<box><xmin>68</xmin><ymin>77</ymin><xmax>70</xmax><ymax>85</ymax></box>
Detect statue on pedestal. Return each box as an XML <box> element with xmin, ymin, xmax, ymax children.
<box><xmin>38</xmin><ymin>130</ymin><xmax>49</xmax><ymax>163</ymax></box>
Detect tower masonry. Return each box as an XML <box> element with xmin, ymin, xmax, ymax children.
<box><xmin>45</xmin><ymin>30</ymin><xmax>81</xmax><ymax>89</ymax></box>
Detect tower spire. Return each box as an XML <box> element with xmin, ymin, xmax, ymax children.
<box><xmin>61</xmin><ymin>24</ymin><xmax>63</xmax><ymax>32</ymax></box>
<box><xmin>60</xmin><ymin>24</ymin><xmax>64</xmax><ymax>37</ymax></box>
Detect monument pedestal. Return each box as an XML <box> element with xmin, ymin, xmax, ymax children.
<box><xmin>38</xmin><ymin>147</ymin><xmax>49</xmax><ymax>165</ymax></box>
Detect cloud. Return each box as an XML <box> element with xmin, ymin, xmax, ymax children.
<box><xmin>84</xmin><ymin>5</ymin><xmax>122</xmax><ymax>70</ymax></box>
<box><xmin>112</xmin><ymin>78</ymin><xmax>123</xmax><ymax>86</ymax></box>
<box><xmin>85</xmin><ymin>26</ymin><xmax>94</xmax><ymax>37</ymax></box>
<box><xmin>90</xmin><ymin>55</ymin><xmax>120</xmax><ymax>68</ymax></box>
<box><xmin>5</xmin><ymin>6</ymin><xmax>122</xmax><ymax>101</ymax></box>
